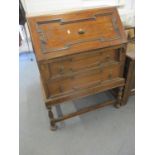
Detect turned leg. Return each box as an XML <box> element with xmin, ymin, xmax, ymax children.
<box><xmin>115</xmin><ymin>87</ymin><xmax>123</xmax><ymax>108</ymax></box>
<box><xmin>46</xmin><ymin>105</ymin><xmax>57</xmax><ymax>131</ymax></box>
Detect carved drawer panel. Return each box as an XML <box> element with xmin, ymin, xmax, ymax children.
<box><xmin>40</xmin><ymin>48</ymin><xmax>119</xmax><ymax>80</ymax></box>
<box><xmin>46</xmin><ymin>63</ymin><xmax>120</xmax><ymax>98</ymax></box>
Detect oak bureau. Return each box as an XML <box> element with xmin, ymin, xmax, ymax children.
<box><xmin>27</xmin><ymin>7</ymin><xmax>127</xmax><ymax>130</ymax></box>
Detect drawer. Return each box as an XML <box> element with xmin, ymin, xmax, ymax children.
<box><xmin>40</xmin><ymin>48</ymin><xmax>119</xmax><ymax>80</ymax></box>
<box><xmin>46</xmin><ymin>63</ymin><xmax>120</xmax><ymax>97</ymax></box>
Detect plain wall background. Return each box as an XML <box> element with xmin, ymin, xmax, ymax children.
<box><xmin>19</xmin><ymin>0</ymin><xmax>134</xmax><ymax>48</ymax></box>
<box><xmin>21</xmin><ymin>0</ymin><xmax>134</xmax><ymax>25</ymax></box>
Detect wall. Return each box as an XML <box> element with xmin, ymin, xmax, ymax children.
<box><xmin>22</xmin><ymin>0</ymin><xmax>116</xmax><ymax>16</ymax></box>
<box><xmin>20</xmin><ymin>0</ymin><xmax>134</xmax><ymax>46</ymax></box>
<box><xmin>21</xmin><ymin>0</ymin><xmax>134</xmax><ymax>25</ymax></box>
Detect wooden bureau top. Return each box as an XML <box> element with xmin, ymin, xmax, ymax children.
<box><xmin>27</xmin><ymin>7</ymin><xmax>127</xmax><ymax>61</ymax></box>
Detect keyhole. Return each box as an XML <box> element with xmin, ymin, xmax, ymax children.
<box><xmin>67</xmin><ymin>30</ymin><xmax>71</xmax><ymax>34</ymax></box>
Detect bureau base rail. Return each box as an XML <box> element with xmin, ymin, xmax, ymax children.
<box><xmin>46</xmin><ymin>98</ymin><xmax>119</xmax><ymax>131</ymax></box>
<box><xmin>54</xmin><ymin>99</ymin><xmax>116</xmax><ymax>123</ymax></box>
<box><xmin>46</xmin><ymin>86</ymin><xmax>123</xmax><ymax>131</ymax></box>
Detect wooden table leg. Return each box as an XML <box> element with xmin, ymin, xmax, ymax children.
<box><xmin>122</xmin><ymin>59</ymin><xmax>135</xmax><ymax>105</ymax></box>
<box><xmin>46</xmin><ymin>105</ymin><xmax>57</xmax><ymax>131</ymax></box>
<box><xmin>115</xmin><ymin>86</ymin><xmax>123</xmax><ymax>108</ymax></box>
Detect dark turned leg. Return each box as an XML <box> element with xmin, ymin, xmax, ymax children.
<box><xmin>46</xmin><ymin>105</ymin><xmax>57</xmax><ymax>131</ymax></box>
<box><xmin>115</xmin><ymin>87</ymin><xmax>123</xmax><ymax>108</ymax></box>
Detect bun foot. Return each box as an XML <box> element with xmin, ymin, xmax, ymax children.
<box><xmin>50</xmin><ymin>125</ymin><xmax>57</xmax><ymax>131</ymax></box>
<box><xmin>50</xmin><ymin>120</ymin><xmax>57</xmax><ymax>131</ymax></box>
<box><xmin>114</xmin><ymin>103</ymin><xmax>121</xmax><ymax>108</ymax></box>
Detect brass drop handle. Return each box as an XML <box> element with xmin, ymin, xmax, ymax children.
<box><xmin>105</xmin><ymin>55</ymin><xmax>110</xmax><ymax>61</ymax></box>
<box><xmin>108</xmin><ymin>73</ymin><xmax>112</xmax><ymax>80</ymax></box>
<box><xmin>59</xmin><ymin>65</ymin><xmax>64</xmax><ymax>74</ymax></box>
<box><xmin>78</xmin><ymin>29</ymin><xmax>85</xmax><ymax>34</ymax></box>
<box><xmin>98</xmin><ymin>61</ymin><xmax>104</xmax><ymax>68</ymax></box>
<box><xmin>69</xmin><ymin>68</ymin><xmax>75</xmax><ymax>79</ymax></box>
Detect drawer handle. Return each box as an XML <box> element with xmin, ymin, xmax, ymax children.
<box><xmin>105</xmin><ymin>55</ymin><xmax>110</xmax><ymax>61</ymax></box>
<box><xmin>59</xmin><ymin>86</ymin><xmax>64</xmax><ymax>92</ymax></box>
<box><xmin>69</xmin><ymin>68</ymin><xmax>74</xmax><ymax>74</ymax></box>
<box><xmin>108</xmin><ymin>73</ymin><xmax>112</xmax><ymax>80</ymax></box>
<box><xmin>98</xmin><ymin>61</ymin><xmax>104</xmax><ymax>69</ymax></box>
<box><xmin>78</xmin><ymin>29</ymin><xmax>85</xmax><ymax>34</ymax></box>
<box><xmin>59</xmin><ymin>65</ymin><xmax>64</xmax><ymax>74</ymax></box>
<box><xmin>69</xmin><ymin>69</ymin><xmax>75</xmax><ymax>79</ymax></box>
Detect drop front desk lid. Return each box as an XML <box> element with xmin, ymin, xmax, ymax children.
<box><xmin>27</xmin><ymin>7</ymin><xmax>127</xmax><ymax>61</ymax></box>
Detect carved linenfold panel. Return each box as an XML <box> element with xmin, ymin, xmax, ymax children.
<box><xmin>36</xmin><ymin>12</ymin><xmax>121</xmax><ymax>53</ymax></box>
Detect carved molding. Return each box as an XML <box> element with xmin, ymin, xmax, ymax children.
<box><xmin>36</xmin><ymin>12</ymin><xmax>121</xmax><ymax>53</ymax></box>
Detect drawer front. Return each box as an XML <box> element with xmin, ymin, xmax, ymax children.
<box><xmin>40</xmin><ymin>48</ymin><xmax>118</xmax><ymax>80</ymax></box>
<box><xmin>46</xmin><ymin>63</ymin><xmax>120</xmax><ymax>97</ymax></box>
